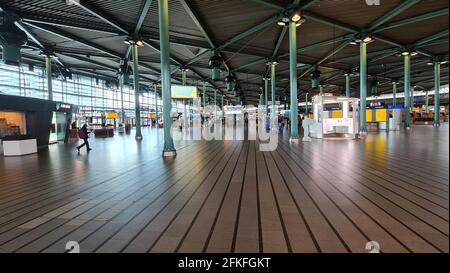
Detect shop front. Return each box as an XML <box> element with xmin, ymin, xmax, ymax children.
<box><xmin>0</xmin><ymin>94</ymin><xmax>78</xmax><ymax>155</ymax></box>
<box><xmin>49</xmin><ymin>102</ymin><xmax>74</xmax><ymax>143</ymax></box>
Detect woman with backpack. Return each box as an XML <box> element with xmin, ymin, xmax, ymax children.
<box><xmin>76</xmin><ymin>124</ymin><xmax>92</xmax><ymax>152</ymax></box>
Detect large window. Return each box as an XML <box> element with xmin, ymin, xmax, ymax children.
<box><xmin>0</xmin><ymin>62</ymin><xmax>163</xmax><ymax>122</ymax></box>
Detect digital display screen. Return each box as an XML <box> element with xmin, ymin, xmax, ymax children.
<box><xmin>171</xmin><ymin>85</ymin><xmax>198</xmax><ymax>99</ymax></box>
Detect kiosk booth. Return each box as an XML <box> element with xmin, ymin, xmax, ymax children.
<box><xmin>366</xmin><ymin>102</ymin><xmax>402</xmax><ymax>131</ymax></box>
<box><xmin>307</xmin><ymin>95</ymin><xmax>359</xmax><ymax>139</ymax></box>
<box><xmin>0</xmin><ymin>95</ymin><xmax>78</xmax><ymax>156</ymax></box>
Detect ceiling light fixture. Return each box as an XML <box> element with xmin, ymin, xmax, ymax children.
<box><xmin>363</xmin><ymin>36</ymin><xmax>374</xmax><ymax>43</ymax></box>
<box><xmin>296</xmin><ymin>18</ymin><xmax>306</xmax><ymax>27</ymax></box>
<box><xmin>291</xmin><ymin>9</ymin><xmax>302</xmax><ymax>22</ymax></box>
<box><xmin>136</xmin><ymin>40</ymin><xmax>144</xmax><ymax>47</ymax></box>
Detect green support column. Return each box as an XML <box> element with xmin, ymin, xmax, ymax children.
<box><xmin>404</xmin><ymin>54</ymin><xmax>411</xmax><ymax>129</ymax></box>
<box><xmin>345</xmin><ymin>74</ymin><xmax>350</xmax><ymax>97</ymax></box>
<box><xmin>202</xmin><ymin>82</ymin><xmax>206</xmax><ymax>112</ymax></box>
<box><xmin>359</xmin><ymin>41</ymin><xmax>367</xmax><ymax>133</ymax></box>
<box><xmin>392</xmin><ymin>81</ymin><xmax>397</xmax><ymax>106</ymax></box>
<box><xmin>289</xmin><ymin>21</ymin><xmax>299</xmax><ymax>141</ymax></box>
<box><xmin>434</xmin><ymin>62</ymin><xmax>440</xmax><ymax>126</ymax></box>
<box><xmin>264</xmin><ymin>77</ymin><xmax>269</xmax><ymax>112</ymax></box>
<box><xmin>120</xmin><ymin>74</ymin><xmax>125</xmax><ymax>123</ymax></box>
<box><xmin>425</xmin><ymin>90</ymin><xmax>429</xmax><ymax>113</ymax></box>
<box><xmin>182</xmin><ymin>69</ymin><xmax>187</xmax><ymax>128</ymax></box>
<box><xmin>411</xmin><ymin>85</ymin><xmax>414</xmax><ymax>109</ymax></box>
<box><xmin>154</xmin><ymin>86</ymin><xmax>158</xmax><ymax>125</ymax></box>
<box><xmin>159</xmin><ymin>0</ymin><xmax>176</xmax><ymax>157</ymax></box>
<box><xmin>132</xmin><ymin>44</ymin><xmax>143</xmax><ymax>140</ymax></box>
<box><xmin>214</xmin><ymin>88</ymin><xmax>217</xmax><ymax>119</ymax></box>
<box><xmin>45</xmin><ymin>55</ymin><xmax>53</xmax><ymax>101</ymax></box>
<box><xmin>305</xmin><ymin>93</ymin><xmax>309</xmax><ymax>116</ymax></box>
<box><xmin>270</xmin><ymin>61</ymin><xmax>277</xmax><ymax>127</ymax></box>
<box><xmin>221</xmin><ymin>95</ymin><xmax>224</xmax><ymax>118</ymax></box>
<box><xmin>319</xmin><ymin>84</ymin><xmax>324</xmax><ymax>96</ymax></box>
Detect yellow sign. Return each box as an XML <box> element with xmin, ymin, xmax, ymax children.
<box><xmin>106</xmin><ymin>112</ymin><xmax>119</xmax><ymax>119</ymax></box>
<box><xmin>332</xmin><ymin>110</ymin><xmax>343</xmax><ymax>119</ymax></box>
<box><xmin>149</xmin><ymin>113</ymin><xmax>156</xmax><ymax>119</ymax></box>
<box><xmin>366</xmin><ymin>109</ymin><xmax>373</xmax><ymax>122</ymax></box>
<box><xmin>171</xmin><ymin>85</ymin><xmax>198</xmax><ymax>99</ymax></box>
<box><xmin>375</xmin><ymin>109</ymin><xmax>387</xmax><ymax>122</ymax></box>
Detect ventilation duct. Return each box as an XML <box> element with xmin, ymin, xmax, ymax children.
<box><xmin>208</xmin><ymin>54</ymin><xmax>223</xmax><ymax>81</ymax></box>
<box><xmin>311</xmin><ymin>70</ymin><xmax>321</xmax><ymax>89</ymax></box>
<box><xmin>0</xmin><ymin>12</ymin><xmax>27</xmax><ymax>66</ymax></box>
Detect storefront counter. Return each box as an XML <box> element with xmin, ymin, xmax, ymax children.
<box><xmin>322</xmin><ymin>118</ymin><xmax>355</xmax><ymax>134</ymax></box>
<box><xmin>2</xmin><ymin>136</ymin><xmax>37</xmax><ymax>156</ymax></box>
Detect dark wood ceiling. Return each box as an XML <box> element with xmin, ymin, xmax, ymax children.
<box><xmin>0</xmin><ymin>0</ymin><xmax>448</xmax><ymax>104</ymax></box>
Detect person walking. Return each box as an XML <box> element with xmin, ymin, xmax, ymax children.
<box><xmin>76</xmin><ymin>124</ymin><xmax>92</xmax><ymax>152</ymax></box>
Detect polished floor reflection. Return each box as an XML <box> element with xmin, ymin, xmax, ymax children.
<box><xmin>0</xmin><ymin>124</ymin><xmax>448</xmax><ymax>253</ymax></box>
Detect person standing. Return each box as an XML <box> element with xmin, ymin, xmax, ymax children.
<box><xmin>76</xmin><ymin>124</ymin><xmax>92</xmax><ymax>152</ymax></box>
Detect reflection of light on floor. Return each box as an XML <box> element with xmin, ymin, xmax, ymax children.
<box><xmin>248</xmin><ymin>120</ymin><xmax>257</xmax><ymax>140</ymax></box>
<box><xmin>364</xmin><ymin>132</ymin><xmax>388</xmax><ymax>167</ymax></box>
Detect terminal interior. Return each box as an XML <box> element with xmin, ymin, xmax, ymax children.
<box><xmin>0</xmin><ymin>0</ymin><xmax>449</xmax><ymax>253</ymax></box>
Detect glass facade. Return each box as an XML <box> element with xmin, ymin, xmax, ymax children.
<box><xmin>0</xmin><ymin>62</ymin><xmax>164</xmax><ymax>125</ymax></box>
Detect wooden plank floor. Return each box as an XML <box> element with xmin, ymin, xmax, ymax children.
<box><xmin>0</xmin><ymin>124</ymin><xmax>448</xmax><ymax>253</ymax></box>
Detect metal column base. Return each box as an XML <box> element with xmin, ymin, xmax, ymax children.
<box><xmin>289</xmin><ymin>138</ymin><xmax>299</xmax><ymax>143</ymax></box>
<box><xmin>162</xmin><ymin>150</ymin><xmax>177</xmax><ymax>157</ymax></box>
<box><xmin>135</xmin><ymin>136</ymin><xmax>143</xmax><ymax>140</ymax></box>
<box><xmin>433</xmin><ymin>123</ymin><xmax>440</xmax><ymax>127</ymax></box>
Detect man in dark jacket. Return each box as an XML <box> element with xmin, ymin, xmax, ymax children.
<box><xmin>76</xmin><ymin>124</ymin><xmax>92</xmax><ymax>152</ymax></box>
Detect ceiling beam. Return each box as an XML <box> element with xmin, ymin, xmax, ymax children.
<box><xmin>272</xmin><ymin>26</ymin><xmax>287</xmax><ymax>57</ymax></box>
<box><xmin>22</xmin><ymin>17</ymin><xmax>122</xmax><ymax>35</ymax></box>
<box><xmin>68</xmin><ymin>0</ymin><xmax>129</xmax><ymax>34</ymax></box>
<box><xmin>134</xmin><ymin>0</ymin><xmax>153</xmax><ymax>37</ymax></box>
<box><xmin>247</xmin><ymin>0</ymin><xmax>284</xmax><ymax>10</ymax></box>
<box><xmin>233</xmin><ymin>34</ymin><xmax>352</xmax><ymax>72</ymax></box>
<box><xmin>178</xmin><ymin>0</ymin><xmax>214</xmax><ymax>49</ymax></box>
<box><xmin>185</xmin><ymin>14</ymin><xmax>280</xmax><ymax>66</ymax></box>
<box><xmin>367</xmin><ymin>0</ymin><xmax>421</xmax><ymax>32</ymax></box>
<box><xmin>22</xmin><ymin>21</ymin><xmax>164</xmax><ymax>76</ymax></box>
<box><xmin>299</xmin><ymin>40</ymin><xmax>350</xmax><ymax>79</ymax></box>
<box><xmin>414</xmin><ymin>30</ymin><xmax>449</xmax><ymax>47</ymax></box>
<box><xmin>124</xmin><ymin>0</ymin><xmax>154</xmax><ymax>61</ymax></box>
<box><xmin>65</xmin><ymin>0</ymin><xmax>231</xmax><ymax>99</ymax></box>
<box><xmin>60</xmin><ymin>53</ymin><xmax>118</xmax><ymax>71</ymax></box>
<box><xmin>302</xmin><ymin>10</ymin><xmax>357</xmax><ymax>32</ymax></box>
<box><xmin>301</xmin><ymin>10</ymin><xmax>433</xmax><ymax>57</ymax></box>
<box><xmin>416</xmin><ymin>38</ymin><xmax>449</xmax><ymax>49</ymax></box>
<box><xmin>373</xmin><ymin>8</ymin><xmax>449</xmax><ymax>33</ymax></box>
<box><xmin>18</xmin><ymin>16</ymin><xmax>284</xmax><ymax>61</ymax></box>
<box><xmin>123</xmin><ymin>0</ymin><xmax>153</xmax><ymax>61</ymax></box>
<box><xmin>178</xmin><ymin>0</ymin><xmax>231</xmax><ymax>72</ymax></box>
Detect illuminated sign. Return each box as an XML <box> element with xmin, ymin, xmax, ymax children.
<box><xmin>105</xmin><ymin>112</ymin><xmax>119</xmax><ymax>119</ymax></box>
<box><xmin>171</xmin><ymin>85</ymin><xmax>198</xmax><ymax>99</ymax></box>
<box><xmin>55</xmin><ymin>102</ymin><xmax>71</xmax><ymax>112</ymax></box>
